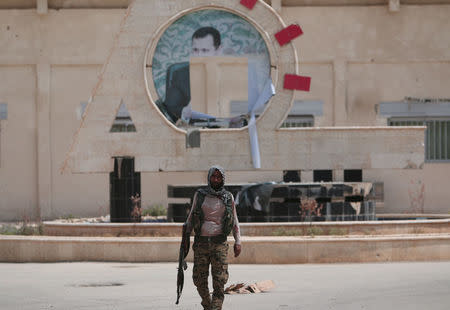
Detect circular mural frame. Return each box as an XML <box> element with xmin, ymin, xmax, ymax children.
<box><xmin>143</xmin><ymin>2</ymin><xmax>297</xmax><ymax>133</ymax></box>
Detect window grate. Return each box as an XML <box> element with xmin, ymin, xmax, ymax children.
<box><xmin>389</xmin><ymin>118</ymin><xmax>450</xmax><ymax>162</ymax></box>
<box><xmin>281</xmin><ymin>115</ymin><xmax>314</xmax><ymax>128</ymax></box>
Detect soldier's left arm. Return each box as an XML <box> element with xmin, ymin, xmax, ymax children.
<box><xmin>231</xmin><ymin>196</ymin><xmax>242</xmax><ymax>257</ymax></box>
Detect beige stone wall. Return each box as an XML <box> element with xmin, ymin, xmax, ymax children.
<box><xmin>49</xmin><ymin>65</ymin><xmax>109</xmax><ymax>219</ymax></box>
<box><xmin>423</xmin><ymin>163</ymin><xmax>450</xmax><ymax>214</ymax></box>
<box><xmin>0</xmin><ymin>2</ymin><xmax>449</xmax><ymax>220</ymax></box>
<box><xmin>347</xmin><ymin>63</ymin><xmax>450</xmax><ymax>125</ymax></box>
<box><xmin>285</xmin><ymin>5</ymin><xmax>450</xmax><ymax>126</ymax></box>
<box><xmin>0</xmin><ymin>9</ymin><xmax>123</xmax><ymax>220</ymax></box>
<box><xmin>0</xmin><ymin>66</ymin><xmax>37</xmax><ymax>221</ymax></box>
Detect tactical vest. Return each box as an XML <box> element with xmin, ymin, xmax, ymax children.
<box><xmin>191</xmin><ymin>190</ymin><xmax>234</xmax><ymax>237</ymax></box>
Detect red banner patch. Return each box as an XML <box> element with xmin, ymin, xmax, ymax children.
<box><xmin>240</xmin><ymin>0</ymin><xmax>258</xmax><ymax>10</ymax></box>
<box><xmin>283</xmin><ymin>74</ymin><xmax>311</xmax><ymax>92</ymax></box>
<box><xmin>275</xmin><ymin>24</ymin><xmax>304</xmax><ymax>46</ymax></box>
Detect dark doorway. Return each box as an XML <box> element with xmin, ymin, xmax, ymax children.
<box><xmin>110</xmin><ymin>157</ymin><xmax>141</xmax><ymax>222</ymax></box>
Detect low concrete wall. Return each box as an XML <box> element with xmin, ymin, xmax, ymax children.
<box><xmin>1</xmin><ymin>234</ymin><xmax>449</xmax><ymax>264</ymax></box>
<box><xmin>43</xmin><ymin>222</ymin><xmax>184</xmax><ymax>237</ymax></box>
<box><xmin>43</xmin><ymin>219</ymin><xmax>450</xmax><ymax>237</ymax></box>
<box><xmin>240</xmin><ymin>219</ymin><xmax>450</xmax><ymax>237</ymax></box>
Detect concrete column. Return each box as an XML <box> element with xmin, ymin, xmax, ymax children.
<box><xmin>36</xmin><ymin>64</ymin><xmax>52</xmax><ymax>220</ymax></box>
<box><xmin>334</xmin><ymin>170</ymin><xmax>344</xmax><ymax>182</ymax></box>
<box><xmin>37</xmin><ymin>0</ymin><xmax>48</xmax><ymax>15</ymax></box>
<box><xmin>271</xmin><ymin>0</ymin><xmax>282</xmax><ymax>14</ymax></box>
<box><xmin>389</xmin><ymin>0</ymin><xmax>400</xmax><ymax>13</ymax></box>
<box><xmin>301</xmin><ymin>170</ymin><xmax>313</xmax><ymax>182</ymax></box>
<box><xmin>333</xmin><ymin>59</ymin><xmax>347</xmax><ymax>126</ymax></box>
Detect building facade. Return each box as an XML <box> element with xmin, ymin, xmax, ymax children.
<box><xmin>0</xmin><ymin>0</ymin><xmax>449</xmax><ymax>221</ymax></box>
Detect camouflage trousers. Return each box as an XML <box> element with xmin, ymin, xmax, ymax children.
<box><xmin>192</xmin><ymin>240</ymin><xmax>229</xmax><ymax>310</ymax></box>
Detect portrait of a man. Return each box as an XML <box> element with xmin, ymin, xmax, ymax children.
<box><xmin>151</xmin><ymin>9</ymin><xmax>271</xmax><ymax>127</ymax></box>
<box><xmin>164</xmin><ymin>27</ymin><xmax>222</xmax><ymax>123</ymax></box>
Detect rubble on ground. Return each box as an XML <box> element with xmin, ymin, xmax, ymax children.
<box><xmin>225</xmin><ymin>280</ymin><xmax>275</xmax><ymax>294</ymax></box>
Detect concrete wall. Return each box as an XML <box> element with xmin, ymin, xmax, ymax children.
<box><xmin>0</xmin><ymin>66</ymin><xmax>37</xmax><ymax>220</ymax></box>
<box><xmin>285</xmin><ymin>5</ymin><xmax>450</xmax><ymax>126</ymax></box>
<box><xmin>0</xmin><ymin>9</ymin><xmax>123</xmax><ymax>220</ymax></box>
<box><xmin>0</xmin><ymin>2</ymin><xmax>449</xmax><ymax>220</ymax></box>
<box><xmin>49</xmin><ymin>65</ymin><xmax>109</xmax><ymax>219</ymax></box>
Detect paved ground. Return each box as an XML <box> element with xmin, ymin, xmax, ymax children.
<box><xmin>0</xmin><ymin>262</ymin><xmax>449</xmax><ymax>310</ymax></box>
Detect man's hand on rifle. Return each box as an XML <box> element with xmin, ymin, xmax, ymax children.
<box><xmin>234</xmin><ymin>243</ymin><xmax>241</xmax><ymax>257</ymax></box>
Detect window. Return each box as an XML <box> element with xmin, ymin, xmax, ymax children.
<box><xmin>230</xmin><ymin>99</ymin><xmax>321</xmax><ymax>128</ymax></box>
<box><xmin>283</xmin><ymin>170</ymin><xmax>300</xmax><ymax>182</ymax></box>
<box><xmin>313</xmin><ymin>170</ymin><xmax>332</xmax><ymax>182</ymax></box>
<box><xmin>389</xmin><ymin>118</ymin><xmax>450</xmax><ymax>162</ymax></box>
<box><xmin>281</xmin><ymin>115</ymin><xmax>313</xmax><ymax>128</ymax></box>
<box><xmin>0</xmin><ymin>103</ymin><xmax>7</xmax><ymax>120</ymax></box>
<box><xmin>110</xmin><ymin>101</ymin><xmax>136</xmax><ymax>133</ymax></box>
<box><xmin>344</xmin><ymin>169</ymin><xmax>362</xmax><ymax>182</ymax></box>
<box><xmin>280</xmin><ymin>100</ymin><xmax>322</xmax><ymax>128</ymax></box>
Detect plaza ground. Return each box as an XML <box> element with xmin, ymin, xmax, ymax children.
<box><xmin>0</xmin><ymin>262</ymin><xmax>449</xmax><ymax>310</ymax></box>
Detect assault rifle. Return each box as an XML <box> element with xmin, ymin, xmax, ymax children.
<box><xmin>176</xmin><ymin>222</ymin><xmax>190</xmax><ymax>305</ymax></box>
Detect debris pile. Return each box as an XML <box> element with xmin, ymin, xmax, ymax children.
<box><xmin>224</xmin><ymin>280</ymin><xmax>275</xmax><ymax>294</ymax></box>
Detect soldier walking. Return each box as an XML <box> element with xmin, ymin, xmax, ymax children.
<box><xmin>185</xmin><ymin>165</ymin><xmax>242</xmax><ymax>310</ymax></box>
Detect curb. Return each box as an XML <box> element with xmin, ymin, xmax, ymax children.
<box><xmin>42</xmin><ymin>219</ymin><xmax>450</xmax><ymax>237</ymax></box>
<box><xmin>1</xmin><ymin>234</ymin><xmax>449</xmax><ymax>263</ymax></box>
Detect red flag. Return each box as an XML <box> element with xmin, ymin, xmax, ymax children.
<box><xmin>283</xmin><ymin>74</ymin><xmax>311</xmax><ymax>92</ymax></box>
<box><xmin>275</xmin><ymin>24</ymin><xmax>303</xmax><ymax>46</ymax></box>
<box><xmin>240</xmin><ymin>0</ymin><xmax>257</xmax><ymax>10</ymax></box>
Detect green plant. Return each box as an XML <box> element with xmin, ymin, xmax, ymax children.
<box><xmin>0</xmin><ymin>225</ymin><xmax>18</xmax><ymax>235</ymax></box>
<box><xmin>328</xmin><ymin>227</ymin><xmax>347</xmax><ymax>236</ymax></box>
<box><xmin>271</xmin><ymin>228</ymin><xmax>303</xmax><ymax>236</ymax></box>
<box><xmin>307</xmin><ymin>226</ymin><xmax>323</xmax><ymax>237</ymax></box>
<box><xmin>142</xmin><ymin>204</ymin><xmax>167</xmax><ymax>217</ymax></box>
<box><xmin>17</xmin><ymin>224</ymin><xmax>35</xmax><ymax>236</ymax></box>
<box><xmin>0</xmin><ymin>222</ymin><xmax>43</xmax><ymax>236</ymax></box>
<box><xmin>60</xmin><ymin>214</ymin><xmax>75</xmax><ymax>221</ymax></box>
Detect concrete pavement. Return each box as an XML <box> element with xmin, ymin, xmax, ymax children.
<box><xmin>0</xmin><ymin>262</ymin><xmax>449</xmax><ymax>310</ymax></box>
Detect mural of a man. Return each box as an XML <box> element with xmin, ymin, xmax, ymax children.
<box><xmin>164</xmin><ymin>27</ymin><xmax>221</xmax><ymax>122</ymax></box>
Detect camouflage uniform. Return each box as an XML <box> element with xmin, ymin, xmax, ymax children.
<box><xmin>186</xmin><ymin>166</ymin><xmax>241</xmax><ymax>310</ymax></box>
<box><xmin>192</xmin><ymin>240</ymin><xmax>229</xmax><ymax>310</ymax></box>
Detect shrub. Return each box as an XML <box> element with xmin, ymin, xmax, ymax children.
<box><xmin>142</xmin><ymin>204</ymin><xmax>167</xmax><ymax>217</ymax></box>
<box><xmin>306</xmin><ymin>226</ymin><xmax>323</xmax><ymax>237</ymax></box>
<box><xmin>328</xmin><ymin>227</ymin><xmax>347</xmax><ymax>235</ymax></box>
<box><xmin>271</xmin><ymin>228</ymin><xmax>303</xmax><ymax>236</ymax></box>
<box><xmin>0</xmin><ymin>222</ymin><xmax>43</xmax><ymax>236</ymax></box>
